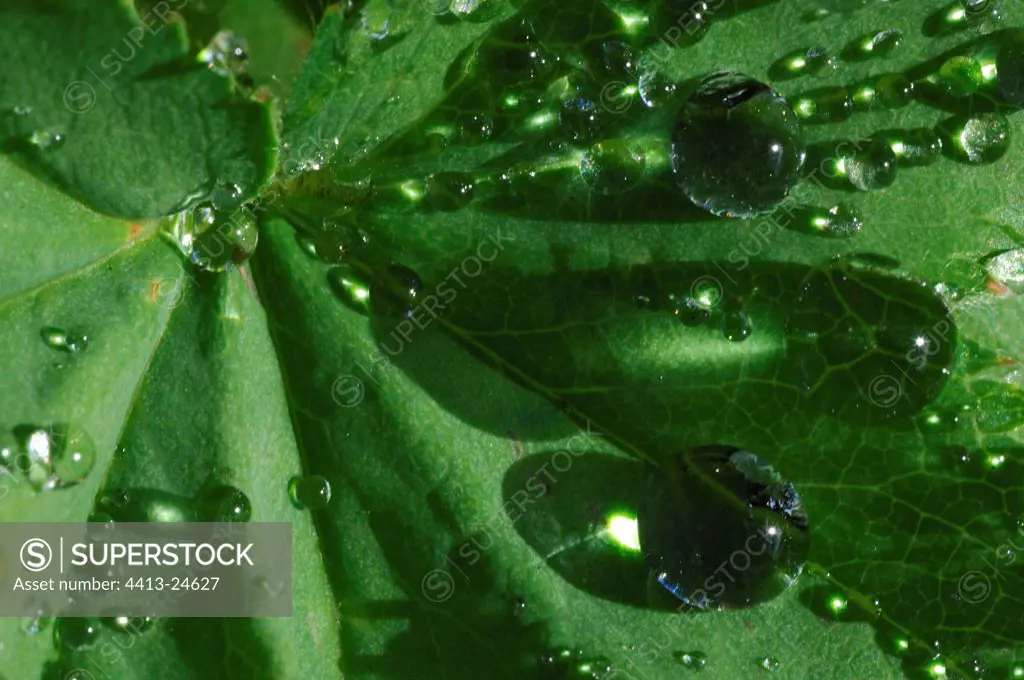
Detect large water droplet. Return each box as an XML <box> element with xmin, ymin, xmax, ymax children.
<box><xmin>942</xmin><ymin>113</ymin><xmax>1011</xmax><ymax>164</ymax></box>
<box><xmin>874</xmin><ymin>74</ymin><xmax>915</xmax><ymax>109</ymax></box>
<box><xmin>996</xmin><ymin>29</ymin><xmax>1024</xmax><ymax>105</ymax></box>
<box><xmin>720</xmin><ymin>310</ymin><xmax>752</xmax><ymax>342</ymax></box>
<box><xmin>40</xmin><ymin>327</ymin><xmax>89</xmax><ymax>354</ymax></box>
<box><xmin>96</xmin><ymin>488</ymin><xmax>196</xmax><ymax>522</ymax></box>
<box><xmin>190</xmin><ymin>208</ymin><xmax>258</xmax><ymax>272</ymax></box>
<box><xmin>196</xmin><ymin>484</ymin><xmax>252</xmax><ymax>523</ymax></box>
<box><xmin>288</xmin><ymin>475</ymin><xmax>332</xmax><ymax>510</ymax></box>
<box><xmin>843</xmin><ymin>139</ymin><xmax>898</xmax><ymax>191</ymax></box>
<box><xmin>55</xmin><ymin>617</ymin><xmax>100</xmax><ymax>651</ymax></box>
<box><xmin>806</xmin><ymin>204</ymin><xmax>862</xmax><ymax>238</ymax></box>
<box><xmin>579</xmin><ymin>139</ymin><xmax>645</xmax><ymax>195</ymax></box>
<box><xmin>671</xmin><ymin>71</ymin><xmax>806</xmax><ymax>218</ymax></box>
<box><xmin>936</xmin><ymin>56</ymin><xmax>984</xmax><ymax>96</ymax></box>
<box><xmin>639</xmin><ymin>446</ymin><xmax>809</xmax><ymax>610</ymax></box>
<box><xmin>846</xmin><ymin>29</ymin><xmax>903</xmax><ymax>59</ymax></box>
<box><xmin>638</xmin><ymin>71</ymin><xmax>678</xmax><ymax>108</ymax></box>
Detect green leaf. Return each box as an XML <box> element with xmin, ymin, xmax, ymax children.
<box><xmin>4</xmin><ymin>0</ymin><xmax>1024</xmax><ymax>678</ymax></box>
<box><xmin>0</xmin><ymin>0</ymin><xmax>277</xmax><ymax>217</ymax></box>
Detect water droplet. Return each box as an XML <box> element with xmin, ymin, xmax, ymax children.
<box><xmin>209</xmin><ymin>182</ymin><xmax>243</xmax><ymax>211</ymax></box>
<box><xmin>638</xmin><ymin>71</ymin><xmax>677</xmax><ymax>108</ymax></box>
<box><xmin>877</xmin><ymin>128</ymin><xmax>943</xmax><ymax>166</ymax></box>
<box><xmin>328</xmin><ymin>267</ymin><xmax>372</xmax><ymax>312</ymax></box>
<box><xmin>771</xmin><ymin>46</ymin><xmax>836</xmax><ymax>79</ymax></box>
<box><xmin>844</xmin><ymin>139</ymin><xmax>898</xmax><ymax>191</ymax></box>
<box><xmin>190</xmin><ymin>208</ymin><xmax>258</xmax><ymax>272</ymax></box>
<box><xmin>942</xmin><ymin>113</ymin><xmax>1010</xmax><ymax>164</ymax></box>
<box><xmin>512</xmin><ymin>597</ymin><xmax>527</xmax><ymax>615</ymax></box>
<box><xmin>17</xmin><ymin>424</ymin><xmax>95</xmax><ymax>490</ymax></box>
<box><xmin>986</xmin><ymin>248</ymin><xmax>1024</xmax><ymax>293</ymax></box>
<box><xmin>720</xmin><ymin>310</ymin><xmax>752</xmax><ymax>342</ymax></box>
<box><xmin>996</xmin><ymin>28</ymin><xmax>1024</xmax><ymax>105</ymax></box>
<box><xmin>671</xmin><ymin>71</ymin><xmax>806</xmax><ymax>218</ymax></box>
<box><xmin>21</xmin><ymin>604</ymin><xmax>50</xmax><ymax>635</ymax></box>
<box><xmin>677</xmin><ymin>651</ymin><xmax>708</xmax><ymax>670</ymax></box>
<box><xmin>424</xmin><ymin>172</ymin><xmax>475</xmax><ymax>211</ymax></box>
<box><xmin>671</xmin><ymin>296</ymin><xmax>711</xmax><ymax>327</ymax></box>
<box><xmin>579</xmin><ymin>139</ymin><xmax>645</xmax><ymax>195</ymax></box>
<box><xmin>936</xmin><ymin>56</ymin><xmax>984</xmax><ymax>96</ymax></box>
<box><xmin>758</xmin><ymin>656</ymin><xmax>780</xmax><ymax>671</ymax></box>
<box><xmin>639</xmin><ymin>446</ymin><xmax>809</xmax><ymax>610</ymax></box>
<box><xmin>806</xmin><ymin>204</ymin><xmax>862</xmax><ymax>237</ymax></box>
<box><xmin>288</xmin><ymin>475</ymin><xmax>332</xmax><ymax>510</ymax></box>
<box><xmin>847</xmin><ymin>29</ymin><xmax>903</xmax><ymax>59</ymax></box>
<box><xmin>601</xmin><ymin>41</ymin><xmax>637</xmax><ymax>78</ymax></box>
<box><xmin>457</xmin><ymin>113</ymin><xmax>494</xmax><ymax>145</ymax></box>
<box><xmin>559</xmin><ymin>97</ymin><xmax>601</xmax><ymax>141</ymax></box>
<box><xmin>654</xmin><ymin>1</ymin><xmax>711</xmax><ymax>45</ymax></box>
<box><xmin>102</xmin><ymin>615</ymin><xmax>155</xmax><ymax>634</ymax></box>
<box><xmin>96</xmin><ymin>488</ymin><xmax>196</xmax><ymax>522</ymax></box>
<box><xmin>451</xmin><ymin>0</ymin><xmax>497</xmax><ymax>20</ymax></box>
<box><xmin>196</xmin><ymin>485</ymin><xmax>252</xmax><ymax>523</ymax></box>
<box><xmin>55</xmin><ymin>617</ymin><xmax>100</xmax><ymax>651</ymax></box>
<box><xmin>40</xmin><ymin>326</ymin><xmax>89</xmax><ymax>354</ymax></box>
<box><xmin>875</xmin><ymin>74</ymin><xmax>915</xmax><ymax>109</ymax></box>
<box><xmin>28</xmin><ymin>129</ymin><xmax>65</xmax><ymax>150</ymax></box>
<box><xmin>370</xmin><ymin>264</ymin><xmax>423</xmax><ymax>318</ymax></box>
<box><xmin>198</xmin><ymin>30</ymin><xmax>249</xmax><ymax>78</ymax></box>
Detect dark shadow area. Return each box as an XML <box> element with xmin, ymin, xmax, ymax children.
<box><xmin>502</xmin><ymin>452</ymin><xmax>681</xmax><ymax>611</ymax></box>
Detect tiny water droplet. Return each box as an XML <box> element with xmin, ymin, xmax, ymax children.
<box><xmin>807</xmin><ymin>204</ymin><xmax>862</xmax><ymax>238</ymax></box>
<box><xmin>720</xmin><ymin>310</ymin><xmax>752</xmax><ymax>342</ymax></box>
<box><xmin>424</xmin><ymin>172</ymin><xmax>475</xmax><ymax>211</ymax></box>
<box><xmin>196</xmin><ymin>485</ymin><xmax>252</xmax><ymax>523</ymax></box>
<box><xmin>672</xmin><ymin>71</ymin><xmax>806</xmax><ymax>218</ymax></box>
<box><xmin>844</xmin><ymin>139</ymin><xmax>898</xmax><ymax>191</ymax></box>
<box><xmin>28</xmin><ymin>129</ymin><xmax>65</xmax><ymax>150</ymax></box>
<box><xmin>677</xmin><ymin>651</ymin><xmax>708</xmax><ymax>670</ymax></box>
<box><xmin>579</xmin><ymin>139</ymin><xmax>645</xmax><ymax>195</ymax></box>
<box><xmin>198</xmin><ymin>30</ymin><xmax>249</xmax><ymax>78</ymax></box>
<box><xmin>848</xmin><ymin>29</ymin><xmax>903</xmax><ymax>59</ymax></box>
<box><xmin>758</xmin><ymin>656</ymin><xmax>780</xmax><ymax>671</ymax></box>
<box><xmin>288</xmin><ymin>475</ymin><xmax>332</xmax><ymax>510</ymax></box>
<box><xmin>55</xmin><ymin>617</ymin><xmax>100</xmax><ymax>651</ymax></box>
<box><xmin>103</xmin><ymin>615</ymin><xmax>155</xmax><ymax>634</ymax></box>
<box><xmin>40</xmin><ymin>326</ymin><xmax>89</xmax><ymax>354</ymax></box>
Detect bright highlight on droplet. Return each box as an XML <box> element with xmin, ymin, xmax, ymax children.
<box><xmin>526</xmin><ymin>110</ymin><xmax>556</xmax><ymax>130</ymax></box>
<box><xmin>928</xmin><ymin>661</ymin><xmax>947</xmax><ymax>678</ymax></box>
<box><xmin>606</xmin><ymin>513</ymin><xmax>641</xmax><ymax>552</ymax></box>
<box><xmin>895</xmin><ymin>637</ymin><xmax>909</xmax><ymax>652</ymax></box>
<box><xmin>828</xmin><ymin>595</ymin><xmax>847</xmax><ymax>614</ymax></box>
<box><xmin>987</xmin><ymin>454</ymin><xmax>1006</xmax><ymax>468</ymax></box>
<box><xmin>614</xmin><ymin>9</ymin><xmax>648</xmax><ymax>33</ymax></box>
<box><xmin>1012</xmin><ymin>664</ymin><xmax>1024</xmax><ymax>678</ymax></box>
<box><xmin>981</xmin><ymin>59</ymin><xmax>998</xmax><ymax>82</ymax></box>
<box><xmin>399</xmin><ymin>180</ymin><xmax>423</xmax><ymax>202</ymax></box>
